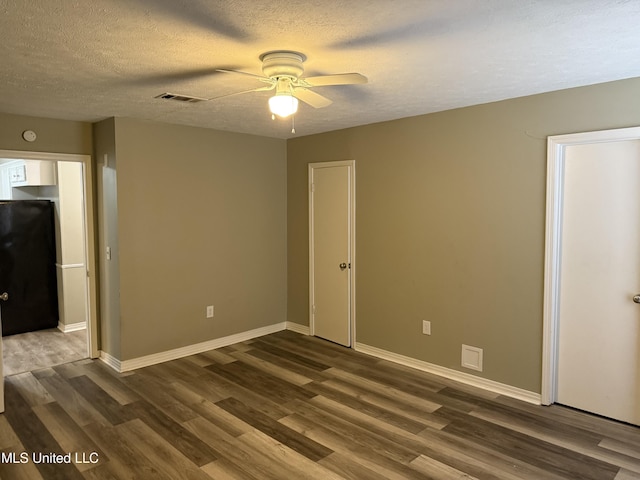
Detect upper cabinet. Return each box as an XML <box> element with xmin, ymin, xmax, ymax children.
<box><xmin>8</xmin><ymin>160</ymin><xmax>57</xmax><ymax>187</ymax></box>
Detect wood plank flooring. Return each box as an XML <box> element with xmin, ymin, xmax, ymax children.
<box><xmin>1</xmin><ymin>330</ymin><xmax>639</xmax><ymax>479</ymax></box>
<box><xmin>3</xmin><ymin>328</ymin><xmax>87</xmax><ymax>376</ymax></box>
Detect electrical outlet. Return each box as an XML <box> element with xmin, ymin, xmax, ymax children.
<box><xmin>422</xmin><ymin>320</ymin><xmax>431</xmax><ymax>335</ymax></box>
<box><xmin>206</xmin><ymin>305</ymin><xmax>214</xmax><ymax>318</ymax></box>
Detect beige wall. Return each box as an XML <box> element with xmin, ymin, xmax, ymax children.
<box><xmin>0</xmin><ymin>112</ymin><xmax>92</xmax><ymax>154</ymax></box>
<box><xmin>106</xmin><ymin>118</ymin><xmax>287</xmax><ymax>360</ymax></box>
<box><xmin>93</xmin><ymin>118</ymin><xmax>121</xmax><ymax>358</ymax></box>
<box><xmin>1</xmin><ymin>112</ymin><xmax>288</xmax><ymax>363</ymax></box>
<box><xmin>0</xmin><ymin>111</ymin><xmax>96</xmax><ymax>345</ymax></box>
<box><xmin>56</xmin><ymin>162</ymin><xmax>87</xmax><ymax>265</ymax></box>
<box><xmin>4</xmin><ymin>76</ymin><xmax>640</xmax><ymax>392</ymax></box>
<box><xmin>287</xmin><ymin>77</ymin><xmax>640</xmax><ymax>393</ymax></box>
<box><xmin>56</xmin><ymin>161</ymin><xmax>89</xmax><ymax>329</ymax></box>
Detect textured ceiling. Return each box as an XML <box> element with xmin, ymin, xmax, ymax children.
<box><xmin>2</xmin><ymin>0</ymin><xmax>640</xmax><ymax>139</ymax></box>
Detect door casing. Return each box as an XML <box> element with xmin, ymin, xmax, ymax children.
<box><xmin>542</xmin><ymin>126</ymin><xmax>640</xmax><ymax>405</ymax></box>
<box><xmin>308</xmin><ymin>160</ymin><xmax>356</xmax><ymax>346</ymax></box>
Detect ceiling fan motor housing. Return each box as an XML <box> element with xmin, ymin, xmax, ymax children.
<box><xmin>261</xmin><ymin>51</ymin><xmax>306</xmax><ymax>79</ymax></box>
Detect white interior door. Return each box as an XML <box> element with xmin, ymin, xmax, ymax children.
<box><xmin>557</xmin><ymin>139</ymin><xmax>640</xmax><ymax>425</ymax></box>
<box><xmin>309</xmin><ymin>161</ymin><xmax>354</xmax><ymax>347</ymax></box>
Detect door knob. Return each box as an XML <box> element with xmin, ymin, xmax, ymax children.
<box><xmin>339</xmin><ymin>263</ymin><xmax>348</xmax><ymax>270</ymax></box>
<box><xmin>634</xmin><ymin>294</ymin><xmax>640</xmax><ymax>304</ymax></box>
<box><xmin>0</xmin><ymin>292</ymin><xmax>8</xmax><ymax>301</ymax></box>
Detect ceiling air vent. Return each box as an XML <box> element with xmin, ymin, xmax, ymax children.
<box><xmin>155</xmin><ymin>92</ymin><xmax>206</xmax><ymax>103</ymax></box>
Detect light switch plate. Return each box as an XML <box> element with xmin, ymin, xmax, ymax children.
<box><xmin>422</xmin><ymin>320</ymin><xmax>431</xmax><ymax>335</ymax></box>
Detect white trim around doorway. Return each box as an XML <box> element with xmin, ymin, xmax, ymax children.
<box><xmin>541</xmin><ymin>126</ymin><xmax>640</xmax><ymax>405</ymax></box>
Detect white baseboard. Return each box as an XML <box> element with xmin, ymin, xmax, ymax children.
<box><xmin>355</xmin><ymin>342</ymin><xmax>541</xmax><ymax>405</ymax></box>
<box><xmin>99</xmin><ymin>322</ymin><xmax>287</xmax><ymax>373</ymax></box>
<box><xmin>99</xmin><ymin>350</ymin><xmax>122</xmax><ymax>372</ymax></box>
<box><xmin>58</xmin><ymin>322</ymin><xmax>87</xmax><ymax>333</ymax></box>
<box><xmin>286</xmin><ymin>321</ymin><xmax>310</xmax><ymax>335</ymax></box>
<box><xmin>97</xmin><ymin>320</ymin><xmax>539</xmax><ymax>405</ymax></box>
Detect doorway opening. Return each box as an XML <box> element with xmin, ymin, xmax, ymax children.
<box><xmin>0</xmin><ymin>150</ymin><xmax>98</xmax><ymax>376</ymax></box>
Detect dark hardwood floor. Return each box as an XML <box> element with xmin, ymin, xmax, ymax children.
<box><xmin>1</xmin><ymin>330</ymin><xmax>638</xmax><ymax>479</ymax></box>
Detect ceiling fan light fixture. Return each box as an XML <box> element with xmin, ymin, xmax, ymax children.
<box><xmin>269</xmin><ymin>94</ymin><xmax>298</xmax><ymax>118</ymax></box>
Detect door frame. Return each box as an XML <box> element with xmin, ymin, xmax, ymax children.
<box><xmin>0</xmin><ymin>149</ymin><xmax>99</xmax><ymax>359</ymax></box>
<box><xmin>541</xmin><ymin>126</ymin><xmax>640</xmax><ymax>405</ymax></box>
<box><xmin>308</xmin><ymin>160</ymin><xmax>356</xmax><ymax>346</ymax></box>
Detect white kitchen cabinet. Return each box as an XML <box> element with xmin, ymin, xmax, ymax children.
<box><xmin>8</xmin><ymin>160</ymin><xmax>57</xmax><ymax>187</ymax></box>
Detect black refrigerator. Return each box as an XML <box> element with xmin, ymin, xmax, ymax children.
<box><xmin>0</xmin><ymin>200</ymin><xmax>59</xmax><ymax>336</ymax></box>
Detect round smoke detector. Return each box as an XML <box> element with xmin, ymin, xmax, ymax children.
<box><xmin>260</xmin><ymin>51</ymin><xmax>307</xmax><ymax>79</ymax></box>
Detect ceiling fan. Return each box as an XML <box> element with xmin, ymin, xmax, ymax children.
<box><xmin>159</xmin><ymin>51</ymin><xmax>367</xmax><ymax>122</ymax></box>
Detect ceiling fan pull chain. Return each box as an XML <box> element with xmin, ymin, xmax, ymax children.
<box><xmin>291</xmin><ymin>115</ymin><xmax>296</xmax><ymax>134</ymax></box>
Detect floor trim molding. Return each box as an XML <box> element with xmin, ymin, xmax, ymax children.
<box><xmin>285</xmin><ymin>321</ymin><xmax>310</xmax><ymax>335</ymax></box>
<box><xmin>99</xmin><ymin>322</ymin><xmax>287</xmax><ymax>373</ymax></box>
<box><xmin>99</xmin><ymin>350</ymin><xmax>122</xmax><ymax>372</ymax></box>
<box><xmin>57</xmin><ymin>322</ymin><xmax>87</xmax><ymax>333</ymax></box>
<box><xmin>98</xmin><ymin>321</ymin><xmax>539</xmax><ymax>405</ymax></box>
<box><xmin>355</xmin><ymin>342</ymin><xmax>542</xmax><ymax>405</ymax></box>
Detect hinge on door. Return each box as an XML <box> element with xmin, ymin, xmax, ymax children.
<box><xmin>310</xmin><ymin>182</ymin><xmax>315</xmax><ymax>192</ymax></box>
<box><xmin>312</xmin><ymin>304</ymin><xmax>316</xmax><ymax>315</ymax></box>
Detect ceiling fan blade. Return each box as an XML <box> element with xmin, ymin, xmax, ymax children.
<box><xmin>293</xmin><ymin>88</ymin><xmax>333</xmax><ymax>108</ymax></box>
<box><xmin>123</xmin><ymin>67</ymin><xmax>232</xmax><ymax>87</ymax></box>
<box><xmin>207</xmin><ymin>84</ymin><xmax>275</xmax><ymax>100</ymax></box>
<box><xmin>303</xmin><ymin>73</ymin><xmax>368</xmax><ymax>87</ymax></box>
<box><xmin>215</xmin><ymin>69</ymin><xmax>273</xmax><ymax>84</ymax></box>
<box><xmin>128</xmin><ymin>0</ymin><xmax>251</xmax><ymax>41</ymax></box>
